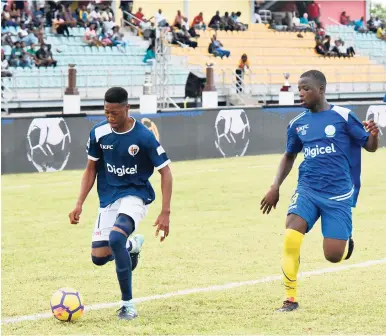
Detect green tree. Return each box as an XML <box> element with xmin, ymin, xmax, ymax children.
<box><xmin>370</xmin><ymin>3</ymin><xmax>386</xmax><ymax>19</ymax></box>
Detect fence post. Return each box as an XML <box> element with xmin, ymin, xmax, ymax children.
<box><xmin>202</xmin><ymin>63</ymin><xmax>218</xmax><ymax>108</ymax></box>
<box><xmin>63</xmin><ymin>64</ymin><xmax>81</xmax><ymax>114</ymax></box>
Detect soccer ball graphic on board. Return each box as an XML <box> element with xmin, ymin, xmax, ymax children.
<box><xmin>50</xmin><ymin>287</ymin><xmax>85</xmax><ymax>322</ymax></box>
<box><xmin>26</xmin><ymin>118</ymin><xmax>71</xmax><ymax>172</ymax></box>
<box><xmin>214</xmin><ymin>109</ymin><xmax>251</xmax><ymax>158</ymax></box>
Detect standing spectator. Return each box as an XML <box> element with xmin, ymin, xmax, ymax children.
<box><xmin>143</xmin><ymin>44</ymin><xmax>155</xmax><ymax>63</ymax></box>
<box><xmin>236</xmin><ymin>54</ymin><xmax>250</xmax><ymax>93</ymax></box>
<box><xmin>154</xmin><ymin>9</ymin><xmax>168</xmax><ymax>27</ymax></box>
<box><xmin>192</xmin><ymin>12</ymin><xmax>206</xmax><ymax>31</ymax></box>
<box><xmin>307</xmin><ymin>1</ymin><xmax>320</xmax><ymax>24</ymax></box>
<box><xmin>134</xmin><ymin>7</ymin><xmax>144</xmax><ymax>25</ymax></box>
<box><xmin>339</xmin><ymin>11</ymin><xmax>349</xmax><ymax>25</ymax></box>
<box><xmin>209</xmin><ymin>11</ymin><xmax>221</xmax><ymax>30</ymax></box>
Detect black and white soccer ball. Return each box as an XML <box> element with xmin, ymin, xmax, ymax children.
<box><xmin>26</xmin><ymin>118</ymin><xmax>71</xmax><ymax>172</ymax></box>
<box><xmin>214</xmin><ymin>109</ymin><xmax>251</xmax><ymax>157</ymax></box>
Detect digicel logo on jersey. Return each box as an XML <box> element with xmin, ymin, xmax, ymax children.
<box><xmin>304</xmin><ymin>143</ymin><xmax>337</xmax><ymax>158</ymax></box>
<box><xmin>107</xmin><ymin>163</ymin><xmax>137</xmax><ymax>176</ymax></box>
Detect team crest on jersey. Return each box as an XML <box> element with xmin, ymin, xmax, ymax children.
<box><xmin>296</xmin><ymin>124</ymin><xmax>309</xmax><ymax>135</ymax></box>
<box><xmin>128</xmin><ymin>144</ymin><xmax>140</xmax><ymax>156</ymax></box>
<box><xmin>325</xmin><ymin>125</ymin><xmax>336</xmax><ymax>138</ymax></box>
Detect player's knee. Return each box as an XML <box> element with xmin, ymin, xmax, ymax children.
<box><xmin>91</xmin><ymin>255</ymin><xmax>112</xmax><ymax>266</ymax></box>
<box><xmin>109</xmin><ymin>230</ymin><xmax>125</xmax><ymax>250</ymax></box>
<box><xmin>114</xmin><ymin>214</ymin><xmax>135</xmax><ymax>237</ymax></box>
<box><xmin>324</xmin><ymin>253</ymin><xmax>342</xmax><ymax>263</ymax></box>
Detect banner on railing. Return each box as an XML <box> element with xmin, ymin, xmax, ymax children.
<box><xmin>1</xmin><ymin>104</ymin><xmax>385</xmax><ymax>174</ymax></box>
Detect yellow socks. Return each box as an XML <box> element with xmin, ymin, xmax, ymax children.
<box><xmin>281</xmin><ymin>229</ymin><xmax>304</xmax><ymax>302</ymax></box>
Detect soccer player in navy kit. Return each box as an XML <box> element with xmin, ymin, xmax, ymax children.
<box><xmin>260</xmin><ymin>70</ymin><xmax>380</xmax><ymax>312</ymax></box>
<box><xmin>69</xmin><ymin>87</ymin><xmax>173</xmax><ymax>320</ymax></box>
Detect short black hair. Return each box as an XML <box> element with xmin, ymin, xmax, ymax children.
<box><xmin>104</xmin><ymin>87</ymin><xmax>128</xmax><ymax>104</ymax></box>
<box><xmin>300</xmin><ymin>70</ymin><xmax>327</xmax><ymax>87</ymax></box>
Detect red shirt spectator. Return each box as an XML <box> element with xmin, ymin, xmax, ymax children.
<box><xmin>307</xmin><ymin>1</ymin><xmax>320</xmax><ymax>20</ymax></box>
<box><xmin>134</xmin><ymin>7</ymin><xmax>144</xmax><ymax>24</ymax></box>
<box><xmin>192</xmin><ymin>12</ymin><xmax>204</xmax><ymax>26</ymax></box>
<box><xmin>340</xmin><ymin>11</ymin><xmax>349</xmax><ymax>25</ymax></box>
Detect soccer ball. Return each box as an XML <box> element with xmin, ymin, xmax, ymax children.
<box><xmin>214</xmin><ymin>109</ymin><xmax>251</xmax><ymax>157</ymax></box>
<box><xmin>26</xmin><ymin>118</ymin><xmax>71</xmax><ymax>172</ymax></box>
<box><xmin>50</xmin><ymin>287</ymin><xmax>85</xmax><ymax>322</ymax></box>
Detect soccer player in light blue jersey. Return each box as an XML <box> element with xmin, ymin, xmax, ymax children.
<box><xmin>260</xmin><ymin>70</ymin><xmax>380</xmax><ymax>312</ymax></box>
<box><xmin>69</xmin><ymin>87</ymin><xmax>173</xmax><ymax>320</ymax></box>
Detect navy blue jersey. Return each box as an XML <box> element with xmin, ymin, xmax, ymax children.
<box><xmin>87</xmin><ymin>118</ymin><xmax>170</xmax><ymax>207</ymax></box>
<box><xmin>286</xmin><ymin>105</ymin><xmax>369</xmax><ymax>206</ymax></box>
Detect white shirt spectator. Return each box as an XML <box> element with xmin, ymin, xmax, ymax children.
<box><xmin>103</xmin><ymin>19</ymin><xmax>114</xmax><ymax>35</ymax></box>
<box><xmin>101</xmin><ymin>10</ymin><xmax>113</xmax><ymax>21</ymax></box>
<box><xmin>155</xmin><ymin>11</ymin><xmax>166</xmax><ymax>26</ymax></box>
<box><xmin>2</xmin><ymin>58</ymin><xmax>9</xmax><ymax>70</ymax></box>
<box><xmin>373</xmin><ymin>19</ymin><xmax>381</xmax><ymax>28</ymax></box>
<box><xmin>293</xmin><ymin>17</ymin><xmax>300</xmax><ymax>25</ymax></box>
<box><xmin>90</xmin><ymin>10</ymin><xmax>101</xmax><ymax>21</ymax></box>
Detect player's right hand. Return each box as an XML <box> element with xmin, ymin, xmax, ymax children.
<box><xmin>260</xmin><ymin>186</ymin><xmax>280</xmax><ymax>215</ymax></box>
<box><xmin>69</xmin><ymin>205</ymin><xmax>82</xmax><ymax>225</ymax></box>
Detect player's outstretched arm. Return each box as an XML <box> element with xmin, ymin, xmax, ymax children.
<box><xmin>69</xmin><ymin>160</ymin><xmax>97</xmax><ymax>225</ymax></box>
<box><xmin>153</xmin><ymin>165</ymin><xmax>173</xmax><ymax>242</ymax></box>
<box><xmin>363</xmin><ymin>120</ymin><xmax>380</xmax><ymax>153</ymax></box>
<box><xmin>260</xmin><ymin>152</ymin><xmax>297</xmax><ymax>214</ymax></box>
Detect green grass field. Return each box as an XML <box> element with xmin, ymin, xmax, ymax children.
<box><xmin>2</xmin><ymin>150</ymin><xmax>386</xmax><ymax>335</ymax></box>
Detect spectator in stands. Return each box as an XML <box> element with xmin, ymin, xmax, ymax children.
<box><xmin>232</xmin><ymin>11</ymin><xmax>247</xmax><ymax>31</ymax></box>
<box><xmin>111</xmin><ymin>25</ymin><xmax>128</xmax><ymax>50</ymax></box>
<box><xmin>1</xmin><ymin>50</ymin><xmax>12</xmax><ymax>77</ymax></box>
<box><xmin>10</xmin><ymin>2</ymin><xmax>20</xmax><ymax>20</ymax></box>
<box><xmin>26</xmin><ymin>42</ymin><xmax>37</xmax><ymax>61</ymax></box>
<box><xmin>103</xmin><ymin>16</ymin><xmax>115</xmax><ymax>35</ymax></box>
<box><xmin>90</xmin><ymin>6</ymin><xmax>102</xmax><ymax>27</ymax></box>
<box><xmin>331</xmin><ymin>38</ymin><xmax>355</xmax><ymax>58</ymax></box>
<box><xmin>221</xmin><ymin>12</ymin><xmax>235</xmax><ymax>31</ymax></box>
<box><xmin>101</xmin><ymin>7</ymin><xmax>114</xmax><ymax>22</ymax></box>
<box><xmin>376</xmin><ymin>24</ymin><xmax>386</xmax><ymax>40</ymax></box>
<box><xmin>192</xmin><ymin>12</ymin><xmax>206</xmax><ymax>31</ymax></box>
<box><xmin>36</xmin><ymin>43</ymin><xmax>57</xmax><ymax>68</ymax></box>
<box><xmin>9</xmin><ymin>41</ymin><xmax>23</xmax><ymax>66</ymax></box>
<box><xmin>20</xmin><ymin>27</ymin><xmax>39</xmax><ymax>47</ymax></box>
<box><xmin>78</xmin><ymin>5</ymin><xmax>89</xmax><ymax>27</ymax></box>
<box><xmin>314</xmin><ymin>40</ymin><xmax>335</xmax><ymax>57</ymax></box>
<box><xmin>323</xmin><ymin>35</ymin><xmax>331</xmax><ymax>51</ymax></box>
<box><xmin>19</xmin><ymin>51</ymin><xmax>32</xmax><ymax>68</ymax></box>
<box><xmin>83</xmin><ymin>23</ymin><xmax>100</xmax><ymax>46</ymax></box>
<box><xmin>64</xmin><ymin>6</ymin><xmax>77</xmax><ymax>28</ymax></box>
<box><xmin>236</xmin><ymin>53</ymin><xmax>250</xmax><ymax>93</ymax></box>
<box><xmin>134</xmin><ymin>7</ymin><xmax>144</xmax><ymax>25</ymax></box>
<box><xmin>143</xmin><ymin>44</ymin><xmax>155</xmax><ymax>63</ymax></box>
<box><xmin>173</xmin><ymin>10</ymin><xmax>187</xmax><ymax>29</ymax></box>
<box><xmin>307</xmin><ymin>1</ymin><xmax>320</xmax><ymax>24</ymax></box>
<box><xmin>354</xmin><ymin>17</ymin><xmax>367</xmax><ymax>32</ymax></box>
<box><xmin>339</xmin><ymin>11</ymin><xmax>349</xmax><ymax>25</ymax></box>
<box><xmin>209</xmin><ymin>11</ymin><xmax>221</xmax><ymax>30</ymax></box>
<box><xmin>155</xmin><ymin>9</ymin><xmax>168</xmax><ymax>27</ymax></box>
<box><xmin>52</xmin><ymin>14</ymin><xmax>70</xmax><ymax>37</ymax></box>
<box><xmin>373</xmin><ymin>17</ymin><xmax>382</xmax><ymax>30</ymax></box>
<box><xmin>210</xmin><ymin>35</ymin><xmax>230</xmax><ymax>58</ymax></box>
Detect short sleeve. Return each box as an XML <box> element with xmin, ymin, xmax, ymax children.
<box><xmin>146</xmin><ymin>133</ymin><xmax>171</xmax><ymax>170</ymax></box>
<box><xmin>87</xmin><ymin>129</ymin><xmax>102</xmax><ymax>161</ymax></box>
<box><xmin>347</xmin><ymin>112</ymin><xmax>369</xmax><ymax>147</ymax></box>
<box><xmin>286</xmin><ymin>123</ymin><xmax>303</xmax><ymax>154</ymax></box>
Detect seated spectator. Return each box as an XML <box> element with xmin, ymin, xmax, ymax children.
<box><xmin>210</xmin><ymin>35</ymin><xmax>230</xmax><ymax>58</ymax></box>
<box><xmin>209</xmin><ymin>11</ymin><xmax>221</xmax><ymax>30</ymax></box>
<box><xmin>376</xmin><ymin>24</ymin><xmax>386</xmax><ymax>40</ymax></box>
<box><xmin>26</xmin><ymin>42</ymin><xmax>37</xmax><ymax>60</ymax></box>
<box><xmin>143</xmin><ymin>44</ymin><xmax>155</xmax><ymax>63</ymax></box>
<box><xmin>111</xmin><ymin>25</ymin><xmax>128</xmax><ymax>50</ymax></box>
<box><xmin>9</xmin><ymin>2</ymin><xmax>21</xmax><ymax>20</ymax></box>
<box><xmin>154</xmin><ymin>9</ymin><xmax>168</xmax><ymax>27</ymax></box>
<box><xmin>35</xmin><ymin>43</ymin><xmax>57</xmax><ymax>68</ymax></box>
<box><xmin>103</xmin><ymin>16</ymin><xmax>115</xmax><ymax>35</ymax></box>
<box><xmin>300</xmin><ymin>13</ymin><xmax>309</xmax><ymax>25</ymax></box>
<box><xmin>101</xmin><ymin>7</ymin><xmax>114</xmax><ymax>22</ymax></box>
<box><xmin>83</xmin><ymin>23</ymin><xmax>100</xmax><ymax>46</ymax></box>
<box><xmin>78</xmin><ymin>5</ymin><xmax>89</xmax><ymax>27</ymax></box>
<box><xmin>1</xmin><ymin>50</ymin><xmax>12</xmax><ymax>77</ymax></box>
<box><xmin>20</xmin><ymin>28</ymin><xmax>39</xmax><ymax>46</ymax></box>
<box><xmin>173</xmin><ymin>26</ymin><xmax>197</xmax><ymax>48</ymax></box>
<box><xmin>323</xmin><ymin>35</ymin><xmax>331</xmax><ymax>51</ymax></box>
<box><xmin>19</xmin><ymin>52</ymin><xmax>32</xmax><ymax>68</ymax></box>
<box><xmin>90</xmin><ymin>7</ymin><xmax>102</xmax><ymax>27</ymax></box>
<box><xmin>192</xmin><ymin>12</ymin><xmax>206</xmax><ymax>31</ymax></box>
<box><xmin>10</xmin><ymin>41</ymin><xmax>24</xmax><ymax>66</ymax></box>
<box><xmin>52</xmin><ymin>14</ymin><xmax>70</xmax><ymax>37</ymax></box>
<box><xmin>314</xmin><ymin>40</ymin><xmax>335</xmax><ymax>57</ymax></box>
<box><xmin>307</xmin><ymin>1</ymin><xmax>320</xmax><ymax>24</ymax></box>
<box><xmin>373</xmin><ymin>17</ymin><xmax>382</xmax><ymax>30</ymax></box>
<box><xmin>232</xmin><ymin>11</ymin><xmax>247</xmax><ymax>31</ymax></box>
<box><xmin>64</xmin><ymin>6</ymin><xmax>77</xmax><ymax>28</ymax></box>
<box><xmin>331</xmin><ymin>38</ymin><xmax>355</xmax><ymax>57</ymax></box>
<box><xmin>221</xmin><ymin>12</ymin><xmax>235</xmax><ymax>31</ymax></box>
<box><xmin>354</xmin><ymin>17</ymin><xmax>367</xmax><ymax>32</ymax></box>
<box><xmin>173</xmin><ymin>10</ymin><xmax>187</xmax><ymax>29</ymax></box>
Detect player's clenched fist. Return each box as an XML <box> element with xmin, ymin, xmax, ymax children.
<box><xmin>261</xmin><ymin>185</ymin><xmax>280</xmax><ymax>215</ymax></box>
<box><xmin>69</xmin><ymin>205</ymin><xmax>82</xmax><ymax>224</ymax></box>
<box><xmin>153</xmin><ymin>211</ymin><xmax>170</xmax><ymax>242</ymax></box>
<box><xmin>363</xmin><ymin>119</ymin><xmax>380</xmax><ymax>136</ymax></box>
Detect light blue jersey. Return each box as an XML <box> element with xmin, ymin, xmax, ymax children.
<box><xmin>286</xmin><ymin>105</ymin><xmax>370</xmax><ymax>240</ymax></box>
<box><xmin>87</xmin><ymin>118</ymin><xmax>170</xmax><ymax>208</ymax></box>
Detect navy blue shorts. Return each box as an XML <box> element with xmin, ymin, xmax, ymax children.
<box><xmin>287</xmin><ymin>187</ymin><xmax>353</xmax><ymax>240</ymax></box>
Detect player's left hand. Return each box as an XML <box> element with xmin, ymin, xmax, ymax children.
<box><xmin>363</xmin><ymin>120</ymin><xmax>380</xmax><ymax>136</ymax></box>
<box><xmin>153</xmin><ymin>210</ymin><xmax>170</xmax><ymax>242</ymax></box>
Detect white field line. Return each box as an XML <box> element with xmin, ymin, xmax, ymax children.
<box><xmin>2</xmin><ymin>258</ymin><xmax>386</xmax><ymax>324</ymax></box>
<box><xmin>2</xmin><ymin>164</ymin><xmax>276</xmax><ymax>190</ymax></box>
